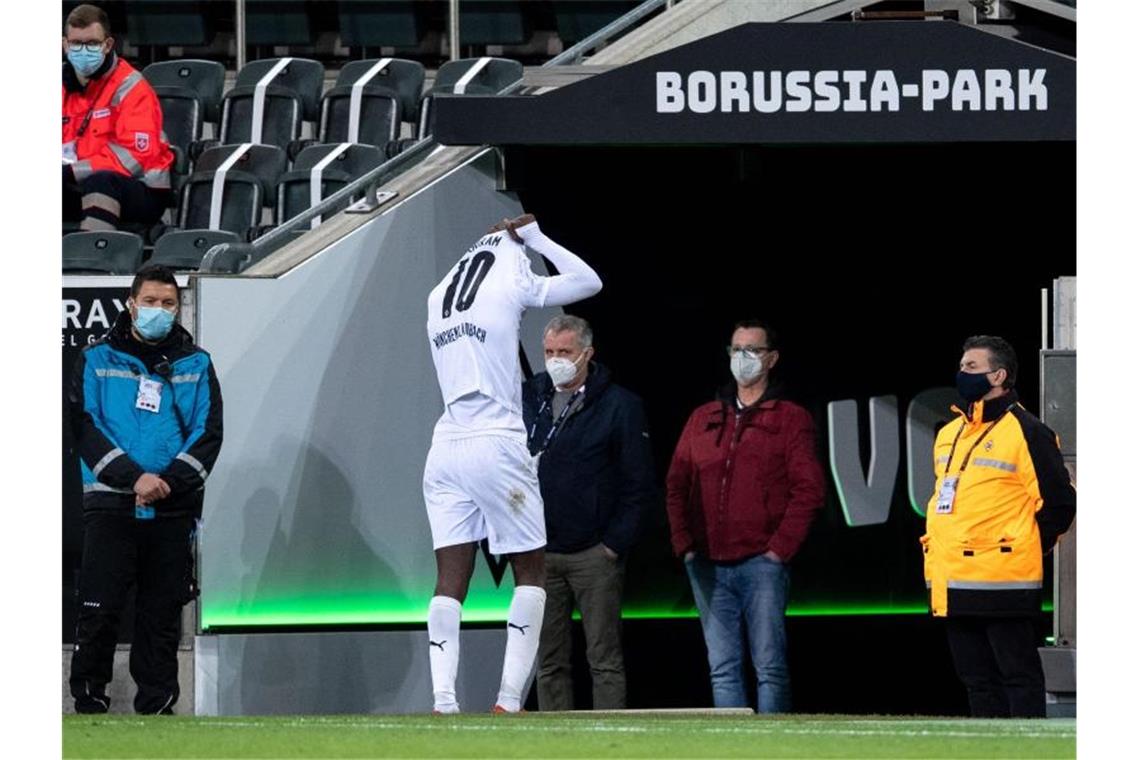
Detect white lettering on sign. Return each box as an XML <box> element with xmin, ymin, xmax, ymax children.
<box><xmin>655</xmin><ymin>68</ymin><xmax>1049</xmax><ymax>115</ymax></box>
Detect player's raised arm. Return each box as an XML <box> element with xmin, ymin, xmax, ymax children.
<box><xmin>499</xmin><ymin>214</ymin><xmax>602</xmax><ymax>307</ymax></box>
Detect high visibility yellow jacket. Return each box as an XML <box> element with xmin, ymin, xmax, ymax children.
<box><xmin>922</xmin><ymin>390</ymin><xmax>1075</xmax><ymax>617</ymax></box>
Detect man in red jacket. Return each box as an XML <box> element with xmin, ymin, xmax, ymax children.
<box><xmin>665</xmin><ymin>319</ymin><xmax>825</xmax><ymax>713</ymax></box>
<box><xmin>62</xmin><ymin>4</ymin><xmax>173</xmax><ymax>232</ymax></box>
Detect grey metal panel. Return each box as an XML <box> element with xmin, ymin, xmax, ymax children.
<box><xmin>1039</xmin><ymin>645</ymin><xmax>1076</xmax><ymax>693</ymax></box>
<box><xmin>1041</xmin><ymin>350</ymin><xmax>1075</xmax><ymax>456</ymax></box>
<box><xmin>195</xmin><ymin>630</ymin><xmax>506</xmax><ymax>715</ymax></box>
<box><xmin>195</xmin><ymin>152</ymin><xmax>564</xmax><ymax>633</ymax></box>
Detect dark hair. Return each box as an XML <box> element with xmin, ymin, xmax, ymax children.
<box><xmin>732</xmin><ymin>318</ymin><xmax>780</xmax><ymax>351</ymax></box>
<box><xmin>131</xmin><ymin>265</ymin><xmax>180</xmax><ymax>299</ymax></box>
<box><xmin>962</xmin><ymin>335</ymin><xmax>1018</xmax><ymax>388</ymax></box>
<box><xmin>66</xmin><ymin>4</ymin><xmax>111</xmax><ymax>36</ymax></box>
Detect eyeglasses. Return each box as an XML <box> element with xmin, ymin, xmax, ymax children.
<box><xmin>726</xmin><ymin>346</ymin><xmax>773</xmax><ymax>358</ymax></box>
<box><xmin>67</xmin><ymin>41</ymin><xmax>106</xmax><ymax>53</ymax></box>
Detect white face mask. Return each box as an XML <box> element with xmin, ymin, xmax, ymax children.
<box><xmin>730</xmin><ymin>351</ymin><xmax>764</xmax><ymax>385</ymax></box>
<box><xmin>546</xmin><ymin>352</ymin><xmax>586</xmax><ymax>388</ymax></box>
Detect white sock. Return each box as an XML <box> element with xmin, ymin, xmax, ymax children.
<box><xmin>428</xmin><ymin>595</ymin><xmax>462</xmax><ymax>712</ymax></box>
<box><xmin>496</xmin><ymin>585</ymin><xmax>546</xmax><ymax>711</ymax></box>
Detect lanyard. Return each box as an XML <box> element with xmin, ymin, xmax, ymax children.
<box><xmin>75</xmin><ymin>75</ymin><xmax>112</xmax><ymax>138</ymax></box>
<box><xmin>528</xmin><ymin>387</ymin><xmax>583</xmax><ymax>454</ymax></box>
<box><xmin>943</xmin><ymin>403</ymin><xmax>1016</xmax><ymax>476</ymax></box>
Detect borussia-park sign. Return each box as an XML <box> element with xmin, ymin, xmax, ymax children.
<box><xmin>434</xmin><ymin>21</ymin><xmax>1074</xmax><ymax>145</ymax></box>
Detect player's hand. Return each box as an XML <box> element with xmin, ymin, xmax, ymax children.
<box><xmin>134</xmin><ymin>473</ymin><xmax>171</xmax><ymax>503</ymax></box>
<box><xmin>762</xmin><ymin>549</ymin><xmax>783</xmax><ymax>563</ymax></box>
<box><xmin>601</xmin><ymin>543</ymin><xmax>619</xmax><ymax>561</ymax></box>
<box><xmin>683</xmin><ymin>551</ymin><xmax>696</xmax><ymax>563</ymax></box>
<box><xmin>489</xmin><ymin>213</ymin><xmax>536</xmax><ymax>243</ymax></box>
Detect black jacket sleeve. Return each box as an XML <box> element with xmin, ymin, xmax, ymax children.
<box><xmin>160</xmin><ymin>360</ymin><xmax>224</xmax><ymax>498</ymax></box>
<box><xmin>602</xmin><ymin>392</ymin><xmax>658</xmax><ymax>556</ymax></box>
<box><xmin>69</xmin><ymin>349</ymin><xmax>145</xmax><ymax>489</ymax></box>
<box><xmin>1014</xmin><ymin>409</ymin><xmax>1076</xmax><ymax>554</ymax></box>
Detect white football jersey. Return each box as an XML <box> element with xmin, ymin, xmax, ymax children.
<box><xmin>426</xmin><ymin>230</ymin><xmax>548</xmax><ymax>435</ymax></box>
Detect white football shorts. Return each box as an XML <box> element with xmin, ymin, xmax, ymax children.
<box><xmin>423</xmin><ymin>435</ymin><xmax>546</xmax><ymax>555</ymax></box>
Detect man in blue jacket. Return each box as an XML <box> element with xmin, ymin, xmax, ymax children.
<box><xmin>523</xmin><ymin>315</ymin><xmax>656</xmax><ymax>710</ymax></box>
<box><xmin>67</xmin><ymin>265</ymin><xmax>223</xmax><ymax>714</ymax></box>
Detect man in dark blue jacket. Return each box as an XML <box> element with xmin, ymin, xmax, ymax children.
<box><xmin>67</xmin><ymin>265</ymin><xmax>223</xmax><ymax>714</ymax></box>
<box><xmin>522</xmin><ymin>315</ymin><xmax>656</xmax><ymax>710</ymax></box>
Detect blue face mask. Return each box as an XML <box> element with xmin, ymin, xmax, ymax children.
<box><xmin>955</xmin><ymin>370</ymin><xmax>996</xmax><ymax>403</ymax></box>
<box><xmin>134</xmin><ymin>306</ymin><xmax>176</xmax><ymax>341</ymax></box>
<box><xmin>67</xmin><ymin>47</ymin><xmax>105</xmax><ymax>78</ymax></box>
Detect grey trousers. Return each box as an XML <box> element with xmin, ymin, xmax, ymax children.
<box><xmin>536</xmin><ymin>543</ymin><xmax>627</xmax><ymax>710</ymax></box>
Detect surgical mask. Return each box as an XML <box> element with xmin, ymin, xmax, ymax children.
<box><xmin>955</xmin><ymin>370</ymin><xmax>996</xmax><ymax>403</ymax></box>
<box><xmin>67</xmin><ymin>47</ymin><xmax>105</xmax><ymax>78</ymax></box>
<box><xmin>546</xmin><ymin>352</ymin><xmax>586</xmax><ymax>388</ymax></box>
<box><xmin>134</xmin><ymin>306</ymin><xmax>176</xmax><ymax>341</ymax></box>
<box><xmin>730</xmin><ymin>351</ymin><xmax>764</xmax><ymax>385</ymax></box>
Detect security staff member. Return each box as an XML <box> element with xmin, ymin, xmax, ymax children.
<box><xmin>63</xmin><ymin>4</ymin><xmax>173</xmax><ymax>231</ymax></box>
<box><xmin>922</xmin><ymin>335</ymin><xmax>1075</xmax><ymax>718</ymax></box>
<box><xmin>68</xmin><ymin>266</ymin><xmax>223</xmax><ymax>714</ymax></box>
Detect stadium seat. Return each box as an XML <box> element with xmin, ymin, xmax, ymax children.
<box><xmin>179</xmin><ymin>144</ymin><xmax>287</xmax><ymax>238</ymax></box>
<box><xmin>143</xmin><ymin>59</ymin><xmax>225</xmax><ymax>130</ymax></box>
<box><xmin>62</xmin><ymin>231</ymin><xmax>144</xmax><ymax>275</ymax></box>
<box><xmin>460</xmin><ymin>1</ymin><xmax>531</xmax><ymax>47</ymax></box>
<box><xmin>124</xmin><ymin>0</ymin><xmax>214</xmax><ymax>48</ymax></box>
<box><xmin>150</xmin><ymin>229</ymin><xmax>241</xmax><ymax>271</ymax></box>
<box><xmin>245</xmin><ymin>0</ymin><xmax>317</xmax><ymax>48</ymax></box>
<box><xmin>318</xmin><ymin>58</ymin><xmax>425</xmax><ymax>149</ymax></box>
<box><xmin>417</xmin><ymin>57</ymin><xmax>523</xmax><ymax>139</ymax></box>
<box><xmin>337</xmin><ymin>0</ymin><xmax>429</xmax><ymax>49</ymax></box>
<box><xmin>220</xmin><ymin>58</ymin><xmax>325</xmax><ymax>150</ymax></box>
<box><xmin>275</xmin><ymin>143</ymin><xmax>386</xmax><ymax>226</ymax></box>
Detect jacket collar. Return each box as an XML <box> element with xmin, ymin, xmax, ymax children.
<box><xmin>954</xmin><ymin>388</ymin><xmax>1020</xmax><ymax>424</ymax></box>
<box><xmin>716</xmin><ymin>379</ymin><xmax>785</xmax><ymax>412</ymax></box>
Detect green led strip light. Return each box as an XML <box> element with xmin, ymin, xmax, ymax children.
<box><xmin>202</xmin><ymin>598</ymin><xmax>1052</xmax><ymax>630</ymax></box>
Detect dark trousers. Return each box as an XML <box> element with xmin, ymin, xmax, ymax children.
<box><xmin>63</xmin><ymin>168</ymin><xmax>169</xmax><ymax>231</ymax></box>
<box><xmin>945</xmin><ymin>616</ymin><xmax>1046</xmax><ymax>718</ymax></box>
<box><xmin>69</xmin><ymin>512</ymin><xmax>196</xmax><ymax>714</ymax></box>
<box><xmin>537</xmin><ymin>543</ymin><xmax>627</xmax><ymax>710</ymax></box>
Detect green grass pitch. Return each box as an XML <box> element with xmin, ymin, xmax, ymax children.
<box><xmin>63</xmin><ymin>713</ymin><xmax>1076</xmax><ymax>759</ymax></box>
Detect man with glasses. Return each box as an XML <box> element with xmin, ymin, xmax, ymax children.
<box><xmin>63</xmin><ymin>4</ymin><xmax>174</xmax><ymax>232</ymax></box>
<box><xmin>665</xmin><ymin>319</ymin><xmax>824</xmax><ymax>713</ymax></box>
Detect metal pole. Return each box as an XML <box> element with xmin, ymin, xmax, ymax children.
<box><xmin>449</xmin><ymin>0</ymin><xmax>460</xmax><ymax>61</ymax></box>
<box><xmin>1041</xmin><ymin>288</ymin><xmax>1049</xmax><ymax>350</ymax></box>
<box><xmin>235</xmin><ymin>0</ymin><xmax>246</xmax><ymax>70</ymax></box>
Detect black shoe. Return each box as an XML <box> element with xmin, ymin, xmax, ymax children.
<box><xmin>74</xmin><ymin>693</ymin><xmax>110</xmax><ymax>714</ymax></box>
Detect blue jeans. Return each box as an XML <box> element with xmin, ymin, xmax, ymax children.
<box><xmin>685</xmin><ymin>553</ymin><xmax>791</xmax><ymax>713</ymax></box>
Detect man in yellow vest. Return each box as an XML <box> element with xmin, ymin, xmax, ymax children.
<box><xmin>922</xmin><ymin>335</ymin><xmax>1075</xmax><ymax>717</ymax></box>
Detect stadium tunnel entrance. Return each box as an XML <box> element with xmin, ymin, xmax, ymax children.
<box><xmin>436</xmin><ymin>21</ymin><xmax>1075</xmax><ymax>714</ymax></box>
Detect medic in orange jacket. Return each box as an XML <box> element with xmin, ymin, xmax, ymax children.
<box><xmin>62</xmin><ymin>53</ymin><xmax>173</xmax><ymax>190</ymax></box>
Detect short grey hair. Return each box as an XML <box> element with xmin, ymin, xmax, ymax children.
<box><xmin>544</xmin><ymin>314</ymin><xmax>593</xmax><ymax>348</ymax></box>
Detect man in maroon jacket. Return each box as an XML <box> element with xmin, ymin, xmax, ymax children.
<box><xmin>665</xmin><ymin>319</ymin><xmax>825</xmax><ymax>713</ymax></box>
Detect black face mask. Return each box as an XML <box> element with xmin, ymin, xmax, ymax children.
<box><xmin>956</xmin><ymin>370</ymin><xmax>997</xmax><ymax>403</ymax></box>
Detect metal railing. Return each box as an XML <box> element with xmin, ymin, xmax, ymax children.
<box><xmin>202</xmin><ymin>0</ymin><xmax>671</xmax><ymax>274</ymax></box>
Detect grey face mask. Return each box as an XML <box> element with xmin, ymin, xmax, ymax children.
<box><xmin>730</xmin><ymin>351</ymin><xmax>764</xmax><ymax>384</ymax></box>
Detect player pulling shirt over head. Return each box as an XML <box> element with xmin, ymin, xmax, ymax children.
<box><xmin>423</xmin><ymin>213</ymin><xmax>602</xmax><ymax>714</ymax></box>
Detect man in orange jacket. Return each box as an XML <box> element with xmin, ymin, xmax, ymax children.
<box><xmin>62</xmin><ymin>4</ymin><xmax>173</xmax><ymax>232</ymax></box>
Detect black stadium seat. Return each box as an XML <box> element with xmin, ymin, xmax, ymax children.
<box><xmin>143</xmin><ymin>59</ymin><xmax>225</xmax><ymax>130</ymax></box>
<box><xmin>220</xmin><ymin>58</ymin><xmax>325</xmax><ymax>150</ymax></box>
<box><xmin>63</xmin><ymin>231</ymin><xmax>144</xmax><ymax>275</ymax></box>
<box><xmin>337</xmin><ymin>0</ymin><xmax>430</xmax><ymax>49</ymax></box>
<box><xmin>150</xmin><ymin>229</ymin><xmax>241</xmax><ymax>271</ymax></box>
<box><xmin>318</xmin><ymin>58</ymin><xmax>425</xmax><ymax>149</ymax></box>
<box><xmin>418</xmin><ymin>57</ymin><xmax>523</xmax><ymax>139</ymax></box>
<box><xmin>180</xmin><ymin>144</ymin><xmax>287</xmax><ymax>238</ymax></box>
<box><xmin>276</xmin><ymin>143</ymin><xmax>386</xmax><ymax>225</ymax></box>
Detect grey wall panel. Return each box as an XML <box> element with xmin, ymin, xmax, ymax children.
<box><xmin>195</xmin><ymin>630</ymin><xmax>506</xmax><ymax>715</ymax></box>
<box><xmin>196</xmin><ymin>153</ymin><xmax>565</xmax><ymax>635</ymax></box>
